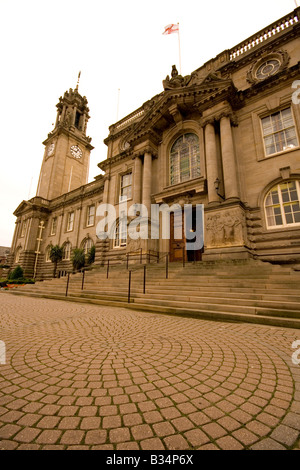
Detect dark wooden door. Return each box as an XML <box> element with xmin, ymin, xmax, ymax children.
<box><xmin>169</xmin><ymin>212</ymin><xmax>187</xmax><ymax>262</ymax></box>
<box><xmin>169</xmin><ymin>209</ymin><xmax>203</xmax><ymax>262</ymax></box>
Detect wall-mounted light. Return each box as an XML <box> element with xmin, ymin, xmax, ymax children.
<box><xmin>214</xmin><ymin>178</ymin><xmax>225</xmax><ymax>200</ymax></box>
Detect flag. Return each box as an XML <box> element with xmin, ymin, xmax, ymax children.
<box><xmin>162</xmin><ymin>24</ymin><xmax>179</xmax><ymax>35</ymax></box>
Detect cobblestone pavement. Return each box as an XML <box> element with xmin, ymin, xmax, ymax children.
<box><xmin>0</xmin><ymin>294</ymin><xmax>300</xmax><ymax>450</ymax></box>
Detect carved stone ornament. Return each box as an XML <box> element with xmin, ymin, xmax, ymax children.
<box><xmin>246</xmin><ymin>50</ymin><xmax>290</xmax><ymax>85</ymax></box>
<box><xmin>163</xmin><ymin>65</ymin><xmax>191</xmax><ymax>90</ymax></box>
<box><xmin>63</xmin><ymin>109</ymin><xmax>73</xmax><ymax>128</ymax></box>
<box><xmin>205</xmin><ymin>208</ymin><xmax>247</xmax><ymax>249</ymax></box>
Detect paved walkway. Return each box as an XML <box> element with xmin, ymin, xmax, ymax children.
<box><xmin>0</xmin><ymin>294</ymin><xmax>300</xmax><ymax>450</ymax></box>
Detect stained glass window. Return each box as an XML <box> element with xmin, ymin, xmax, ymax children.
<box><xmin>170</xmin><ymin>133</ymin><xmax>201</xmax><ymax>185</ymax></box>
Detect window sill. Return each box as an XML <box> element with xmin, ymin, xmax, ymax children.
<box><xmin>266</xmin><ymin>224</ymin><xmax>300</xmax><ymax>232</ymax></box>
<box><xmin>258</xmin><ymin>146</ymin><xmax>299</xmax><ymax>161</ymax></box>
<box><xmin>116</xmin><ymin>198</ymin><xmax>133</xmax><ymax>205</ymax></box>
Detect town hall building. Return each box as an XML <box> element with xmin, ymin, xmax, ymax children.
<box><xmin>9</xmin><ymin>7</ymin><xmax>300</xmax><ymax>279</ymax></box>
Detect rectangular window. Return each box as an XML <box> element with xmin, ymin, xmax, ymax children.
<box><xmin>120</xmin><ymin>173</ymin><xmax>132</xmax><ymax>202</ymax></box>
<box><xmin>67</xmin><ymin>212</ymin><xmax>74</xmax><ymax>232</ymax></box>
<box><xmin>51</xmin><ymin>217</ymin><xmax>57</xmax><ymax>235</ymax></box>
<box><xmin>261</xmin><ymin>107</ymin><xmax>298</xmax><ymax>157</ymax></box>
<box><xmin>86</xmin><ymin>205</ymin><xmax>95</xmax><ymax>227</ymax></box>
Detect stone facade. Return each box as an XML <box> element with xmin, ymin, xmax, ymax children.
<box><xmin>9</xmin><ymin>8</ymin><xmax>300</xmax><ymax>278</ymax></box>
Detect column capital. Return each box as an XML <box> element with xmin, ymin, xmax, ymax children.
<box><xmin>133</xmin><ymin>147</ymin><xmax>158</xmax><ymax>159</ymax></box>
<box><xmin>217</xmin><ymin>111</ymin><xmax>239</xmax><ymax>127</ymax></box>
<box><xmin>132</xmin><ymin>139</ymin><xmax>158</xmax><ymax>159</ymax></box>
<box><xmin>202</xmin><ymin>117</ymin><xmax>216</xmax><ymax>127</ymax></box>
<box><xmin>201</xmin><ymin>112</ymin><xmax>238</xmax><ymax>128</ymax></box>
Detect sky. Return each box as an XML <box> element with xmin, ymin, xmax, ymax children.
<box><xmin>0</xmin><ymin>0</ymin><xmax>297</xmax><ymax>247</ymax></box>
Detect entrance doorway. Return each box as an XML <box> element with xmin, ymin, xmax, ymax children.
<box><xmin>169</xmin><ymin>208</ymin><xmax>203</xmax><ymax>262</ymax></box>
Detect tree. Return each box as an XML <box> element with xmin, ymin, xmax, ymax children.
<box><xmin>49</xmin><ymin>245</ymin><xmax>63</xmax><ymax>278</ymax></box>
<box><xmin>8</xmin><ymin>265</ymin><xmax>24</xmax><ymax>280</ymax></box>
<box><xmin>86</xmin><ymin>245</ymin><xmax>95</xmax><ymax>265</ymax></box>
<box><xmin>71</xmin><ymin>248</ymin><xmax>85</xmax><ymax>272</ymax></box>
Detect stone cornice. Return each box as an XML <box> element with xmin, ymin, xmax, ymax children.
<box><xmin>98</xmin><ymin>152</ymin><xmax>133</xmax><ymax>172</ymax></box>
<box><xmin>242</xmin><ymin>61</ymin><xmax>300</xmax><ymax>101</ymax></box>
<box><xmin>43</xmin><ymin>125</ymin><xmax>94</xmax><ymax>150</ymax></box>
<box><xmin>14</xmin><ymin>179</ymin><xmax>104</xmax><ymax>217</ymax></box>
<box><xmin>153</xmin><ymin>177</ymin><xmax>206</xmax><ymax>204</ymax></box>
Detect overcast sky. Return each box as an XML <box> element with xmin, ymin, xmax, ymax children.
<box><xmin>0</xmin><ymin>0</ymin><xmax>297</xmax><ymax>247</ymax></box>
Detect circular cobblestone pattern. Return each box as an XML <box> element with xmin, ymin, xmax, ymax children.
<box><xmin>0</xmin><ymin>295</ymin><xmax>300</xmax><ymax>450</ymax></box>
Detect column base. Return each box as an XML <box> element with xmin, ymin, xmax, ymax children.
<box><xmin>202</xmin><ymin>246</ymin><xmax>253</xmax><ymax>261</ymax></box>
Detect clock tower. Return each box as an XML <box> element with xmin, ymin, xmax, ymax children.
<box><xmin>37</xmin><ymin>85</ymin><xmax>94</xmax><ymax>200</ymax></box>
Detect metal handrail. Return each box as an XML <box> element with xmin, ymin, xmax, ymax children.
<box><xmin>126</xmin><ymin>249</ymin><xmax>159</xmax><ymax>269</ymax></box>
<box><xmin>127</xmin><ymin>252</ymin><xmax>171</xmax><ymax>302</ymax></box>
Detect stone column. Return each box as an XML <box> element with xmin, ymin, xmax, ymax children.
<box><xmin>133</xmin><ymin>156</ymin><xmax>142</xmax><ymax>204</ymax></box>
<box><xmin>205</xmin><ymin>122</ymin><xmax>220</xmax><ymax>204</ymax></box>
<box><xmin>103</xmin><ymin>177</ymin><xmax>110</xmax><ymax>204</ymax></box>
<box><xmin>142</xmin><ymin>152</ymin><xmax>152</xmax><ymax>215</ymax></box>
<box><xmin>220</xmin><ymin>115</ymin><xmax>239</xmax><ymax>200</ymax></box>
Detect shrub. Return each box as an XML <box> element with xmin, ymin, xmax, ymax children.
<box><xmin>8</xmin><ymin>265</ymin><xmax>24</xmax><ymax>280</ymax></box>
<box><xmin>7</xmin><ymin>278</ymin><xmax>35</xmax><ymax>285</ymax></box>
<box><xmin>72</xmin><ymin>248</ymin><xmax>85</xmax><ymax>271</ymax></box>
<box><xmin>49</xmin><ymin>245</ymin><xmax>63</xmax><ymax>278</ymax></box>
<box><xmin>87</xmin><ymin>245</ymin><xmax>96</xmax><ymax>265</ymax></box>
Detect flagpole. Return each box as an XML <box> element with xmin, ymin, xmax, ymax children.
<box><xmin>116</xmin><ymin>88</ymin><xmax>120</xmax><ymax>121</ymax></box>
<box><xmin>177</xmin><ymin>23</ymin><xmax>182</xmax><ymax>74</ymax></box>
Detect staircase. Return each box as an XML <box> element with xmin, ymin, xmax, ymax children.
<box><xmin>4</xmin><ymin>260</ymin><xmax>300</xmax><ymax>329</ymax></box>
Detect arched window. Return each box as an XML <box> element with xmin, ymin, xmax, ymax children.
<box><xmin>265</xmin><ymin>180</ymin><xmax>300</xmax><ymax>228</ymax></box>
<box><xmin>170</xmin><ymin>133</ymin><xmax>201</xmax><ymax>185</ymax></box>
<box><xmin>113</xmin><ymin>219</ymin><xmax>127</xmax><ymax>248</ymax></box>
<box><xmin>83</xmin><ymin>238</ymin><xmax>93</xmax><ymax>254</ymax></box>
<box><xmin>45</xmin><ymin>245</ymin><xmax>52</xmax><ymax>262</ymax></box>
<box><xmin>15</xmin><ymin>247</ymin><xmax>21</xmax><ymax>264</ymax></box>
<box><xmin>62</xmin><ymin>242</ymin><xmax>72</xmax><ymax>260</ymax></box>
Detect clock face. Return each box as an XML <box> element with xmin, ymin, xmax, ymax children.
<box><xmin>256</xmin><ymin>59</ymin><xmax>280</xmax><ymax>80</ymax></box>
<box><xmin>70</xmin><ymin>145</ymin><xmax>83</xmax><ymax>159</ymax></box>
<box><xmin>47</xmin><ymin>143</ymin><xmax>55</xmax><ymax>156</ymax></box>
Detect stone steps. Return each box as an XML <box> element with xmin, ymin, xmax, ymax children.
<box><xmin>7</xmin><ymin>289</ymin><xmax>300</xmax><ymax>330</ymax></box>
<box><xmin>5</xmin><ymin>260</ymin><xmax>300</xmax><ymax>329</ymax></box>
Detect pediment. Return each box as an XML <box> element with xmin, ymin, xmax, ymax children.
<box><xmin>124</xmin><ymin>73</ymin><xmax>237</xmax><ymax>147</ymax></box>
<box><xmin>13</xmin><ymin>200</ymin><xmax>32</xmax><ymax>216</ymax></box>
<box><xmin>13</xmin><ymin>197</ymin><xmax>51</xmax><ymax>217</ymax></box>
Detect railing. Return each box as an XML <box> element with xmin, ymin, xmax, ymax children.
<box><xmin>127</xmin><ymin>252</ymin><xmax>170</xmax><ymax>303</ymax></box>
<box><xmin>126</xmin><ymin>249</ymin><xmax>159</xmax><ymax>269</ymax></box>
<box><xmin>62</xmin><ymin>248</ymin><xmax>195</xmax><ymax>300</ymax></box>
<box><xmin>63</xmin><ymin>267</ymin><xmax>87</xmax><ymax>296</ymax></box>
<box><xmin>229</xmin><ymin>9</ymin><xmax>299</xmax><ymax>60</ymax></box>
